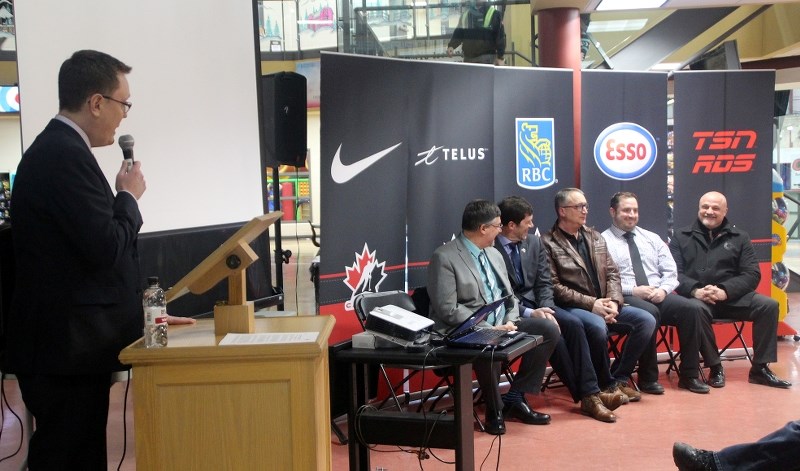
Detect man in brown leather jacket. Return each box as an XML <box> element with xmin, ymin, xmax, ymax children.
<box><xmin>540</xmin><ymin>188</ymin><xmax>656</xmax><ymax>410</ymax></box>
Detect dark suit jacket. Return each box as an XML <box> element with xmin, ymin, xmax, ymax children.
<box><xmin>493</xmin><ymin>234</ymin><xmax>557</xmax><ymax>311</ymax></box>
<box><xmin>427</xmin><ymin>235</ymin><xmax>519</xmax><ymax>334</ymax></box>
<box><xmin>7</xmin><ymin>119</ymin><xmax>143</xmax><ymax>375</ymax></box>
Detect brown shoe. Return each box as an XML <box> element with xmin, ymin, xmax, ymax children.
<box><xmin>615</xmin><ymin>384</ymin><xmax>642</xmax><ymax>402</ymax></box>
<box><xmin>580</xmin><ymin>394</ymin><xmax>617</xmax><ymax>423</ymax></box>
<box><xmin>598</xmin><ymin>389</ymin><xmax>627</xmax><ymax>410</ymax></box>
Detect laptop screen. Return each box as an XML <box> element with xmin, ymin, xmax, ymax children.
<box><xmin>446</xmin><ymin>296</ymin><xmax>511</xmax><ymax>339</ymax></box>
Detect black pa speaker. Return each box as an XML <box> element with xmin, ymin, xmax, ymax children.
<box><xmin>261</xmin><ymin>72</ymin><xmax>307</xmax><ymax>167</ymax></box>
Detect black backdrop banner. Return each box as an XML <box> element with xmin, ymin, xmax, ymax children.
<box><xmin>672</xmin><ymin>71</ymin><xmax>774</xmax><ymax>262</ymax></box>
<box><xmin>319</xmin><ymin>53</ymin><xmax>409</xmax><ymax>309</ymax></box>
<box><xmin>493</xmin><ymin>67</ymin><xmax>576</xmax><ymax>236</ymax></box>
<box><xmin>406</xmin><ymin>61</ymin><xmax>496</xmax><ymax>289</ymax></box>
<box><xmin>320</xmin><ymin>53</ymin><xmax>576</xmax><ymax>305</ymax></box>
<box><xmin>580</xmin><ymin>70</ymin><xmax>668</xmax><ymax>237</ymax></box>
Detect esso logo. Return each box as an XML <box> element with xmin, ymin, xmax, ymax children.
<box><xmin>593</xmin><ymin>122</ymin><xmax>657</xmax><ymax>181</ymax></box>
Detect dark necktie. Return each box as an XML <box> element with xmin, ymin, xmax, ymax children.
<box><xmin>623</xmin><ymin>231</ymin><xmax>649</xmax><ymax>287</ymax></box>
<box><xmin>508</xmin><ymin>242</ymin><xmax>523</xmax><ymax>284</ymax></box>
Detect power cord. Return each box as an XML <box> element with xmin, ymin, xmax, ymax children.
<box><xmin>116</xmin><ymin>370</ymin><xmax>131</xmax><ymax>471</ymax></box>
<box><xmin>0</xmin><ymin>374</ymin><xmax>24</xmax><ymax>465</ymax></box>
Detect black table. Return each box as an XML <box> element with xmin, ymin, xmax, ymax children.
<box><xmin>335</xmin><ymin>335</ymin><xmax>542</xmax><ymax>471</ymax></box>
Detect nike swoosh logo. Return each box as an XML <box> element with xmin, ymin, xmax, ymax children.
<box><xmin>330</xmin><ymin>142</ymin><xmax>402</xmax><ymax>184</ymax></box>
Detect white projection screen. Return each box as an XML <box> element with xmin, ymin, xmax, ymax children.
<box><xmin>13</xmin><ymin>1</ymin><xmax>265</xmax><ymax>233</ymax></box>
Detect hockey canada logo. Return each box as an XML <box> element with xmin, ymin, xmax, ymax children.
<box><xmin>516</xmin><ymin>118</ymin><xmax>556</xmax><ymax>189</ymax></box>
<box><xmin>593</xmin><ymin>122</ymin><xmax>657</xmax><ymax>181</ymax></box>
<box><xmin>343</xmin><ymin>243</ymin><xmax>388</xmax><ymax>310</ymax></box>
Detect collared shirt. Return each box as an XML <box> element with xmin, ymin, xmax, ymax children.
<box><xmin>54</xmin><ymin>114</ymin><xmax>91</xmax><ymax>150</ymax></box>
<box><xmin>460</xmin><ymin>233</ymin><xmax>505</xmax><ymax>325</ymax></box>
<box><xmin>601</xmin><ymin>225</ymin><xmax>679</xmax><ymax>296</ymax></box>
<box><xmin>496</xmin><ymin>233</ymin><xmax>533</xmax><ymax>318</ymax></box>
<box><xmin>558</xmin><ymin>226</ymin><xmax>602</xmax><ymax>297</ymax></box>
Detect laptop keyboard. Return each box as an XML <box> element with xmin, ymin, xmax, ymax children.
<box><xmin>460</xmin><ymin>328</ymin><xmax>506</xmax><ymax>343</ymax></box>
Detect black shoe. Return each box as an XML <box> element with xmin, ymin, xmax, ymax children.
<box><xmin>484</xmin><ymin>409</ymin><xmax>506</xmax><ymax>435</ymax></box>
<box><xmin>678</xmin><ymin>377</ymin><xmax>710</xmax><ymax>394</ymax></box>
<box><xmin>707</xmin><ymin>366</ymin><xmax>725</xmax><ymax>388</ymax></box>
<box><xmin>638</xmin><ymin>381</ymin><xmax>665</xmax><ymax>395</ymax></box>
<box><xmin>749</xmin><ymin>365</ymin><xmax>792</xmax><ymax>389</ymax></box>
<box><xmin>502</xmin><ymin>399</ymin><xmax>551</xmax><ymax>425</ymax></box>
<box><xmin>672</xmin><ymin>442</ymin><xmax>717</xmax><ymax>470</ymax></box>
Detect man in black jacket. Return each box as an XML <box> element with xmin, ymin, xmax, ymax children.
<box><xmin>669</xmin><ymin>191</ymin><xmax>790</xmax><ymax>389</ymax></box>
<box><xmin>7</xmin><ymin>50</ymin><xmax>195</xmax><ymax>470</ymax></box>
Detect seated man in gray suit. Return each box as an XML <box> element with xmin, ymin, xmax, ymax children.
<box><xmin>428</xmin><ymin>199</ymin><xmax>559</xmax><ymax>435</ymax></box>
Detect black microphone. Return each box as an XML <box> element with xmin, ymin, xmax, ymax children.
<box><xmin>118</xmin><ymin>134</ymin><xmax>135</xmax><ymax>171</ymax></box>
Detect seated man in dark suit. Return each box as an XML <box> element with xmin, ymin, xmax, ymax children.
<box><xmin>428</xmin><ymin>199</ymin><xmax>558</xmax><ymax>435</ymax></box>
<box><xmin>669</xmin><ymin>191</ymin><xmax>790</xmax><ymax>389</ymax></box>
<box><xmin>494</xmin><ymin>196</ymin><xmax>622</xmax><ymax>423</ymax></box>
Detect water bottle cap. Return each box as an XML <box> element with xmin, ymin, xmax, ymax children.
<box><xmin>147</xmin><ymin>276</ymin><xmax>159</xmax><ymax>286</ymax></box>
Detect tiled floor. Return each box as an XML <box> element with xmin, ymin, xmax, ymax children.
<box><xmin>1</xmin><ymin>237</ymin><xmax>800</xmax><ymax>470</ymax></box>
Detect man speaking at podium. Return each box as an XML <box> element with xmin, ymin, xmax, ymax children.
<box><xmin>7</xmin><ymin>50</ymin><xmax>148</xmax><ymax>469</ymax></box>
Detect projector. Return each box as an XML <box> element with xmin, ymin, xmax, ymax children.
<box><xmin>365</xmin><ymin>304</ymin><xmax>434</xmax><ymax>345</ymax></box>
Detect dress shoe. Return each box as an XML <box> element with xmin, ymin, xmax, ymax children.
<box><xmin>615</xmin><ymin>383</ymin><xmax>642</xmax><ymax>402</ymax></box>
<box><xmin>672</xmin><ymin>442</ymin><xmax>717</xmax><ymax>470</ymax></box>
<box><xmin>748</xmin><ymin>364</ymin><xmax>792</xmax><ymax>389</ymax></box>
<box><xmin>707</xmin><ymin>366</ymin><xmax>725</xmax><ymax>388</ymax></box>
<box><xmin>484</xmin><ymin>409</ymin><xmax>506</xmax><ymax>435</ymax></box>
<box><xmin>502</xmin><ymin>399</ymin><xmax>551</xmax><ymax>425</ymax></box>
<box><xmin>580</xmin><ymin>394</ymin><xmax>616</xmax><ymax>423</ymax></box>
<box><xmin>678</xmin><ymin>377</ymin><xmax>710</xmax><ymax>394</ymax></box>
<box><xmin>638</xmin><ymin>381</ymin><xmax>665</xmax><ymax>395</ymax></box>
<box><xmin>597</xmin><ymin>389</ymin><xmax>626</xmax><ymax>411</ymax></box>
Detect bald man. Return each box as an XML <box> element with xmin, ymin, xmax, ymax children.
<box><xmin>669</xmin><ymin>191</ymin><xmax>790</xmax><ymax>389</ymax></box>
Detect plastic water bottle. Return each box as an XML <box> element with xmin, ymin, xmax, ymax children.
<box><xmin>143</xmin><ymin>276</ymin><xmax>168</xmax><ymax>348</ymax></box>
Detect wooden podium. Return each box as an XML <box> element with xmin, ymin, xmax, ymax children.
<box><xmin>119</xmin><ymin>315</ymin><xmax>335</xmax><ymax>470</ymax></box>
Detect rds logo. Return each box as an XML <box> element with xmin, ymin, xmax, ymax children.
<box><xmin>593</xmin><ymin>122</ymin><xmax>657</xmax><ymax>181</ymax></box>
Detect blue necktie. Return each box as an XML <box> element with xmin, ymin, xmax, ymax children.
<box><xmin>508</xmin><ymin>242</ymin><xmax>523</xmax><ymax>284</ymax></box>
<box><xmin>478</xmin><ymin>251</ymin><xmax>503</xmax><ymax>325</ymax></box>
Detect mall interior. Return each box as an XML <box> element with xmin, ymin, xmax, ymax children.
<box><xmin>2</xmin><ymin>1</ymin><xmax>800</xmax><ymax>470</ymax></box>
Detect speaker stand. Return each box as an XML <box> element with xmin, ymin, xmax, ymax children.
<box><xmin>271</xmin><ymin>166</ymin><xmax>292</xmax><ymax>311</ymax></box>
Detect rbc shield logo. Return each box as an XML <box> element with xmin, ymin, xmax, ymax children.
<box><xmin>516</xmin><ymin>118</ymin><xmax>556</xmax><ymax>189</ymax></box>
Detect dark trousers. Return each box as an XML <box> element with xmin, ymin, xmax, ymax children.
<box><xmin>716</xmin><ymin>420</ymin><xmax>800</xmax><ymax>470</ymax></box>
<box><xmin>547</xmin><ymin>306</ymin><xmax>604</xmax><ymax>402</ymax></box>
<box><xmin>698</xmin><ymin>293</ymin><xmax>779</xmax><ymax>366</ymax></box>
<box><xmin>475</xmin><ymin>317</ymin><xmax>559</xmax><ymax>412</ymax></box>
<box><xmin>17</xmin><ymin>372</ymin><xmax>112</xmax><ymax>470</ymax></box>
<box><xmin>625</xmin><ymin>293</ymin><xmax>708</xmax><ymax>380</ymax></box>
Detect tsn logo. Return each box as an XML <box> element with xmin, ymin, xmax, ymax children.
<box><xmin>691</xmin><ymin>130</ymin><xmax>757</xmax><ymax>174</ymax></box>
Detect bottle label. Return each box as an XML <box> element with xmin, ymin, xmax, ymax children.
<box><xmin>145</xmin><ymin>306</ymin><xmax>167</xmax><ymax>326</ymax></box>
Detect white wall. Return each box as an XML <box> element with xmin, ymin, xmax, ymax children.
<box><xmin>13</xmin><ymin>0</ymin><xmax>264</xmax><ymax>233</ymax></box>
<box><xmin>0</xmin><ymin>116</ymin><xmax>21</xmax><ymax>174</ymax></box>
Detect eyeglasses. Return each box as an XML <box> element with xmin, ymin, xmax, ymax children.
<box><xmin>102</xmin><ymin>95</ymin><xmax>132</xmax><ymax>113</ymax></box>
<box><xmin>483</xmin><ymin>222</ymin><xmax>503</xmax><ymax>229</ymax></box>
<box><xmin>562</xmin><ymin>204</ymin><xmax>589</xmax><ymax>212</ymax></box>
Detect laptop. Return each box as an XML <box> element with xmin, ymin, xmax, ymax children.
<box><xmin>443</xmin><ymin>295</ymin><xmax>526</xmax><ymax>349</ymax></box>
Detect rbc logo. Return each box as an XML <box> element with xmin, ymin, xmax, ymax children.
<box><xmin>516</xmin><ymin>118</ymin><xmax>556</xmax><ymax>189</ymax></box>
<box><xmin>593</xmin><ymin>122</ymin><xmax>657</xmax><ymax>181</ymax></box>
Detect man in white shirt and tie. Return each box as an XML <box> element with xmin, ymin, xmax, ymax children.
<box><xmin>601</xmin><ymin>191</ymin><xmax>710</xmax><ymax>393</ymax></box>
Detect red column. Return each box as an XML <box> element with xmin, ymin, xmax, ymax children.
<box><xmin>538</xmin><ymin>8</ymin><xmax>582</xmax><ymax>186</ymax></box>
